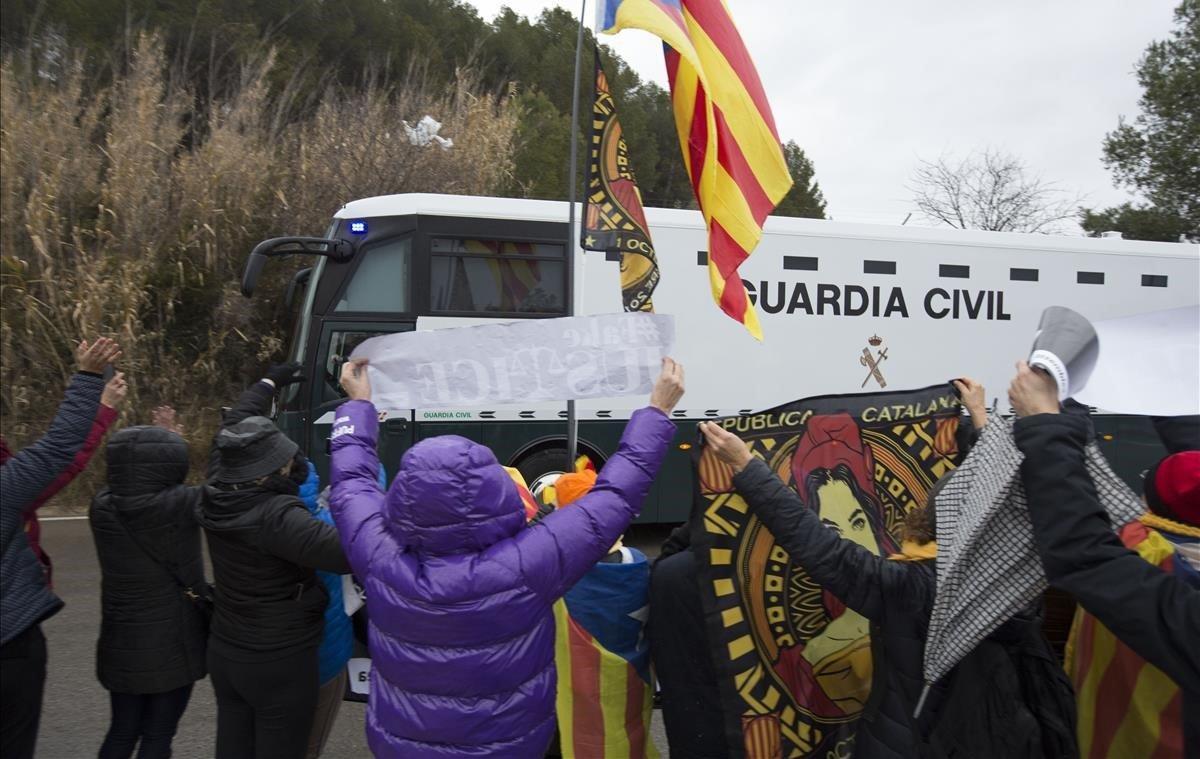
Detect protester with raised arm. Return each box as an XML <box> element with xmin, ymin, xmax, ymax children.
<box><xmin>698</xmin><ymin>386</ymin><xmax>1074</xmax><ymax>759</ymax></box>
<box><xmin>1</xmin><ymin>336</ymin><xmax>122</xmax><ymax>759</ymax></box>
<box><xmin>199</xmin><ymin>364</ymin><xmax>351</xmax><ymax>759</ymax></box>
<box><xmin>89</xmin><ymin>405</ymin><xmax>208</xmax><ymax>759</ymax></box>
<box><xmin>205</xmin><ymin>362</ymin><xmax>307</xmax><ymax>478</ymax></box>
<box><xmin>648</xmin><ymin>375</ymin><xmax>991</xmax><ymax>758</ymax></box>
<box><xmin>329</xmin><ymin>356</ymin><xmax>683</xmax><ymax>758</ymax></box>
<box><xmin>1009</xmin><ymin>361</ymin><xmax>1200</xmax><ymax>754</ymax></box>
<box><xmin>22</xmin><ymin>371</ymin><xmax>127</xmax><ymax>588</ymax></box>
<box><xmin>953</xmin><ymin>376</ymin><xmax>989</xmax><ymax>450</ymax></box>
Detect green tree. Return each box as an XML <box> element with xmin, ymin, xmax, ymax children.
<box><xmin>1079</xmin><ymin>203</ymin><xmax>1193</xmax><ymax>242</ymax></box>
<box><xmin>1</xmin><ymin>0</ymin><xmax>490</xmax><ymax>93</ymax></box>
<box><xmin>773</xmin><ymin>141</ymin><xmax>827</xmax><ymax>218</ymax></box>
<box><xmin>482</xmin><ymin>10</ymin><xmax>691</xmax><ymax>207</ymax></box>
<box><xmin>1084</xmin><ymin>0</ymin><xmax>1198</xmax><ymax>240</ymax></box>
<box><xmin>0</xmin><ymin>0</ymin><xmax>814</xmax><ymax>213</ymax></box>
<box><xmin>505</xmin><ymin>89</ymin><xmax>572</xmax><ymax>199</ymax></box>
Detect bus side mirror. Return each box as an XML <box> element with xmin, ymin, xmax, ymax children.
<box><xmin>285</xmin><ymin>267</ymin><xmax>313</xmax><ymax>309</ymax></box>
<box><xmin>241</xmin><ymin>237</ymin><xmax>354</xmax><ymax>297</ymax></box>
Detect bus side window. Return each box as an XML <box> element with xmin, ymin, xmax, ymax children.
<box><xmin>335</xmin><ymin>237</ymin><xmax>411</xmax><ymax>312</ymax></box>
<box><xmin>429</xmin><ymin>237</ymin><xmax>564</xmax><ymax>315</ymax></box>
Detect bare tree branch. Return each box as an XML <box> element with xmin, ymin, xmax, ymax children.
<box><xmin>908</xmin><ymin>148</ymin><xmax>1082</xmax><ymax>234</ymax></box>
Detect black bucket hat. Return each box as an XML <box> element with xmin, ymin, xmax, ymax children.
<box><xmin>215</xmin><ymin>416</ymin><xmax>299</xmax><ymax>484</ymax></box>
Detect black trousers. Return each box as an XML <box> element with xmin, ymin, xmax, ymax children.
<box><xmin>0</xmin><ymin>624</ymin><xmax>48</xmax><ymax>759</ymax></box>
<box><xmin>208</xmin><ymin>645</ymin><xmax>319</xmax><ymax>759</ymax></box>
<box><xmin>649</xmin><ymin>549</ymin><xmax>730</xmax><ymax>759</ymax></box>
<box><xmin>99</xmin><ymin>683</ymin><xmax>194</xmax><ymax>759</ymax></box>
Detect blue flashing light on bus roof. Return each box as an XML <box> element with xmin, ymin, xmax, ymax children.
<box><xmin>349</xmin><ymin>220</ymin><xmax>367</xmax><ymax>234</ymax></box>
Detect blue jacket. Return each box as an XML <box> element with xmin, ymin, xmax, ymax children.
<box><xmin>1</xmin><ymin>372</ymin><xmax>104</xmax><ymax>644</ymax></box>
<box><xmin>300</xmin><ymin>461</ymin><xmax>355</xmax><ymax>685</ymax></box>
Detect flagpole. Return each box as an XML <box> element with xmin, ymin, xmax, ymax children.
<box><xmin>565</xmin><ymin>0</ymin><xmax>587</xmax><ymax>466</ymax></box>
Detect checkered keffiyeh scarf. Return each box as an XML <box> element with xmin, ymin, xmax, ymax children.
<box><xmin>922</xmin><ymin>417</ymin><xmax>1143</xmax><ymax>685</ymax></box>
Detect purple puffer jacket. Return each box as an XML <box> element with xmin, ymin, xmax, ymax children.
<box><xmin>329</xmin><ymin>401</ymin><xmax>675</xmax><ymax>758</ymax></box>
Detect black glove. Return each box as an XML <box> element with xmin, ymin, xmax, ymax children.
<box><xmin>265</xmin><ymin>362</ymin><xmax>305</xmax><ymax>388</ymax></box>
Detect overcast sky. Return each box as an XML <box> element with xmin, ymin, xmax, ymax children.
<box><xmin>465</xmin><ymin>0</ymin><xmax>1176</xmax><ymax>230</ymax></box>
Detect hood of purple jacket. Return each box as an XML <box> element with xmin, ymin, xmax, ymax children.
<box><xmin>386</xmin><ymin>435</ymin><xmax>526</xmax><ymax>557</ymax></box>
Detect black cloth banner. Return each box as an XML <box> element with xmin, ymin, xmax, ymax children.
<box><xmin>691</xmin><ymin>385</ymin><xmax>963</xmax><ymax>757</ymax></box>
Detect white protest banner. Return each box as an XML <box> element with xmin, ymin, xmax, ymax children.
<box><xmin>350</xmin><ymin>312</ymin><xmax>674</xmax><ymax>409</ymax></box>
<box><xmin>1073</xmin><ymin>305</ymin><xmax>1199</xmax><ymax>416</ymax></box>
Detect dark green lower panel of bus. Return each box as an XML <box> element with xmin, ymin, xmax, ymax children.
<box><xmin>279</xmin><ymin>411</ymin><xmax>1165</xmax><ymax>525</ymax></box>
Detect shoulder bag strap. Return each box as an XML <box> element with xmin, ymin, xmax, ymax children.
<box><xmin>111</xmin><ymin>508</ymin><xmax>204</xmax><ymax>601</ymax></box>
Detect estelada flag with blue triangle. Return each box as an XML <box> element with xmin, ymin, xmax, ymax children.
<box><xmin>554</xmin><ymin>546</ymin><xmax>658</xmax><ymax>758</ymax></box>
<box><xmin>597</xmin><ymin>0</ymin><xmax>793</xmax><ymax>340</ymax></box>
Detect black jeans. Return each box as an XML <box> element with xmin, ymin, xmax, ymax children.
<box><xmin>649</xmin><ymin>549</ymin><xmax>730</xmax><ymax>759</ymax></box>
<box><xmin>98</xmin><ymin>683</ymin><xmax>194</xmax><ymax>759</ymax></box>
<box><xmin>208</xmin><ymin>644</ymin><xmax>319</xmax><ymax>759</ymax></box>
<box><xmin>0</xmin><ymin>624</ymin><xmax>47</xmax><ymax>759</ymax></box>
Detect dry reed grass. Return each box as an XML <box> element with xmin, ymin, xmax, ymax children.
<box><xmin>0</xmin><ymin>33</ymin><xmax>518</xmax><ymax>508</ymax></box>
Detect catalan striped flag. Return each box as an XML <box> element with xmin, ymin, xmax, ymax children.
<box><xmin>1064</xmin><ymin>516</ymin><xmax>1195</xmax><ymax>758</ymax></box>
<box><xmin>501</xmin><ymin>466</ymin><xmax>541</xmax><ymax>521</ymax></box>
<box><xmin>598</xmin><ymin>0</ymin><xmax>792</xmax><ymax>339</ymax></box>
<box><xmin>554</xmin><ymin>548</ymin><xmax>658</xmax><ymax>758</ymax></box>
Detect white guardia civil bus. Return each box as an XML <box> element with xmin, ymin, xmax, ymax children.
<box><xmin>242</xmin><ymin>193</ymin><xmax>1199</xmax><ymax>524</ymax></box>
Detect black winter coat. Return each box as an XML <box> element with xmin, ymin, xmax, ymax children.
<box><xmin>199</xmin><ymin>379</ymin><xmax>349</xmax><ymax>659</ymax></box>
<box><xmin>89</xmin><ymin>426</ymin><xmax>208</xmax><ymax>694</ymax></box>
<box><xmin>1015</xmin><ymin>413</ymin><xmax>1200</xmax><ymax>751</ymax></box>
<box><xmin>199</xmin><ymin>483</ymin><xmax>350</xmax><ymax>657</ymax></box>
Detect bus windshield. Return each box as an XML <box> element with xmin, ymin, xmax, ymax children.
<box><xmin>335</xmin><ymin>236</ymin><xmax>412</xmax><ymax>312</ymax></box>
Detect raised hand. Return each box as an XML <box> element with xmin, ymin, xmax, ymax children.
<box><xmin>339</xmin><ymin>358</ymin><xmax>371</xmax><ymax>402</ymax></box>
<box><xmin>151</xmin><ymin>405</ymin><xmax>184</xmax><ymax>435</ymax></box>
<box><xmin>100</xmin><ymin>372</ymin><xmax>128</xmax><ymax>410</ymax></box>
<box><xmin>649</xmin><ymin>357</ymin><xmax>685</xmax><ymax>415</ymax></box>
<box><xmin>76</xmin><ymin>337</ymin><xmax>122</xmax><ymax>374</ymax></box>
<box><xmin>698</xmin><ymin>421</ymin><xmax>754</xmax><ymax>474</ymax></box>
<box><xmin>265</xmin><ymin>361</ymin><xmax>306</xmax><ymax>389</ymax></box>
<box><xmin>1008</xmin><ymin>361</ymin><xmax>1059</xmax><ymax>417</ymax></box>
<box><xmin>953</xmin><ymin>376</ymin><xmax>988</xmax><ymax>429</ymax></box>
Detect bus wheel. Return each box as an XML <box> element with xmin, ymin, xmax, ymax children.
<box><xmin>517</xmin><ymin>448</ymin><xmax>570</xmax><ymax>504</ymax></box>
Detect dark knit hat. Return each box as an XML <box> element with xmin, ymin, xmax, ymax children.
<box><xmin>215</xmin><ymin>416</ymin><xmax>299</xmax><ymax>484</ymax></box>
<box><xmin>1144</xmin><ymin>451</ymin><xmax>1200</xmax><ymax>526</ymax></box>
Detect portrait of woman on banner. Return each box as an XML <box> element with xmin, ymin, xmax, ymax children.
<box><xmin>770</xmin><ymin>414</ymin><xmax>899</xmax><ymax>719</ymax></box>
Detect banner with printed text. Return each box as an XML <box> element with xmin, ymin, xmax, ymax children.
<box><xmin>692</xmin><ymin>385</ymin><xmax>963</xmax><ymax>758</ymax></box>
<box><xmin>349</xmin><ymin>313</ymin><xmax>673</xmax><ymax>409</ymax></box>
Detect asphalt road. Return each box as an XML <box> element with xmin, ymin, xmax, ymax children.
<box><xmin>34</xmin><ymin>518</ymin><xmax>673</xmax><ymax>759</ymax></box>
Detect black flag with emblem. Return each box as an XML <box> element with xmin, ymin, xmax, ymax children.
<box><xmin>582</xmin><ymin>50</ymin><xmax>660</xmax><ymax>313</ymax></box>
<box><xmin>692</xmin><ymin>385</ymin><xmax>965</xmax><ymax>757</ymax></box>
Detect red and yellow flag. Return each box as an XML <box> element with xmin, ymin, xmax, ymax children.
<box><xmin>599</xmin><ymin>0</ymin><xmax>793</xmax><ymax>339</ymax></box>
<box><xmin>1064</xmin><ymin>517</ymin><xmax>1194</xmax><ymax>758</ymax></box>
<box><xmin>553</xmin><ymin>549</ymin><xmax>658</xmax><ymax>759</ymax></box>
